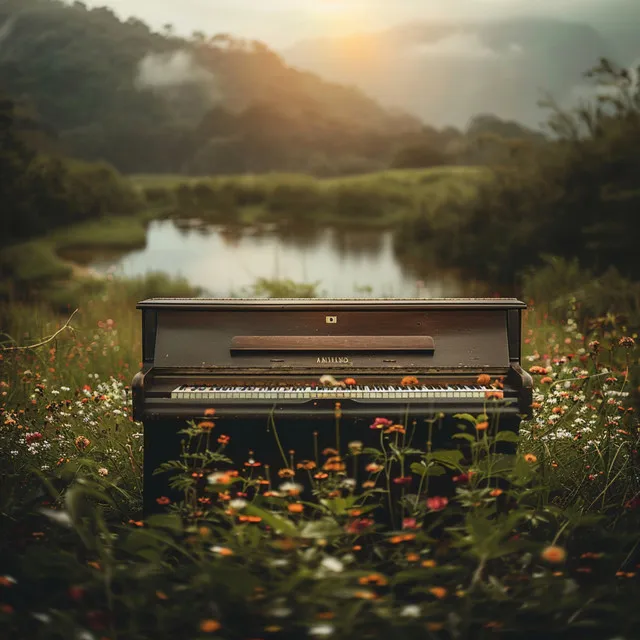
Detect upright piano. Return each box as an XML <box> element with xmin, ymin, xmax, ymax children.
<box><xmin>133</xmin><ymin>298</ymin><xmax>532</xmax><ymax>515</ymax></box>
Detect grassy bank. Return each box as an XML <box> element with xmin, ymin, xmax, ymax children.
<box><xmin>0</xmin><ymin>210</ymin><xmax>170</xmax><ymax>307</ymax></box>
<box><xmin>133</xmin><ymin>166</ymin><xmax>490</xmax><ymax>228</ymax></box>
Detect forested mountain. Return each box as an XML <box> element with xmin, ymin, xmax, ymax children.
<box><xmin>0</xmin><ymin>0</ymin><xmax>424</xmax><ymax>175</ymax></box>
<box><xmin>283</xmin><ymin>16</ymin><xmax>638</xmax><ymax>129</ymax></box>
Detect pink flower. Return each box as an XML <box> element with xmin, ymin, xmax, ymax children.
<box><xmin>402</xmin><ymin>517</ymin><xmax>418</xmax><ymax>530</ymax></box>
<box><xmin>452</xmin><ymin>472</ymin><xmax>474</xmax><ymax>484</ymax></box>
<box><xmin>393</xmin><ymin>476</ymin><xmax>412</xmax><ymax>485</ymax></box>
<box><xmin>346</xmin><ymin>518</ymin><xmax>374</xmax><ymax>534</ymax></box>
<box><xmin>369</xmin><ymin>417</ymin><xmax>393</xmax><ymax>430</ymax></box>
<box><xmin>426</xmin><ymin>496</ymin><xmax>449</xmax><ymax>512</ymax></box>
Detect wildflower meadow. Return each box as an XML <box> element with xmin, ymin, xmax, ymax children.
<box><xmin>1</xmin><ymin>287</ymin><xmax>640</xmax><ymax>640</ymax></box>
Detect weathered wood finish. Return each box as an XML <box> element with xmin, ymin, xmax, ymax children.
<box><xmin>230</xmin><ymin>335</ymin><xmax>436</xmax><ymax>352</ymax></box>
<box><xmin>153</xmin><ymin>307</ymin><xmax>510</xmax><ymax>370</ymax></box>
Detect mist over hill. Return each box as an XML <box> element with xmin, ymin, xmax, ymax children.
<box><xmin>0</xmin><ymin>0</ymin><xmax>423</xmax><ymax>175</ymax></box>
<box><xmin>282</xmin><ymin>15</ymin><xmax>639</xmax><ymax>129</ymax></box>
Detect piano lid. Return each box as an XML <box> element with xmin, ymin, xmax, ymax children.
<box><xmin>137</xmin><ymin>298</ymin><xmax>527</xmax><ymax>311</ymax></box>
<box><xmin>147</xmin><ymin>302</ymin><xmax>515</xmax><ymax>370</ymax></box>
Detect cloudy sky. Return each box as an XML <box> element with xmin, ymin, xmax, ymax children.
<box><xmin>77</xmin><ymin>0</ymin><xmax>622</xmax><ymax>47</ymax></box>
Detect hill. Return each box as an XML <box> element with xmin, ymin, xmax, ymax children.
<box><xmin>282</xmin><ymin>17</ymin><xmax>630</xmax><ymax>129</ymax></box>
<box><xmin>0</xmin><ymin>0</ymin><xmax>422</xmax><ymax>175</ymax></box>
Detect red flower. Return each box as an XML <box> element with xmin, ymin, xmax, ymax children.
<box><xmin>402</xmin><ymin>517</ymin><xmax>418</xmax><ymax>529</ymax></box>
<box><xmin>346</xmin><ymin>518</ymin><xmax>374</xmax><ymax>534</ymax></box>
<box><xmin>452</xmin><ymin>472</ymin><xmax>473</xmax><ymax>483</ymax></box>
<box><xmin>393</xmin><ymin>476</ymin><xmax>412</xmax><ymax>485</ymax></box>
<box><xmin>26</xmin><ymin>432</ymin><xmax>43</xmax><ymax>444</ymax></box>
<box><xmin>86</xmin><ymin>610</ymin><xmax>108</xmax><ymax>631</ymax></box>
<box><xmin>426</xmin><ymin>496</ymin><xmax>449</xmax><ymax>511</ymax></box>
<box><xmin>68</xmin><ymin>586</ymin><xmax>85</xmax><ymax>602</ymax></box>
<box><xmin>369</xmin><ymin>417</ymin><xmax>393</xmax><ymax>430</ymax></box>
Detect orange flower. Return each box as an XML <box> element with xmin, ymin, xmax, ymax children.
<box><xmin>524</xmin><ymin>453</ymin><xmax>537</xmax><ymax>464</ymax></box>
<box><xmin>204</xmin><ymin>408</ymin><xmax>216</xmax><ymax>417</ymax></box>
<box><xmin>316</xmin><ymin>611</ymin><xmax>335</xmax><ymax>620</ymax></box>
<box><xmin>476</xmin><ymin>421</ymin><xmax>489</xmax><ymax>431</ymax></box>
<box><xmin>429</xmin><ymin>586</ymin><xmax>447</xmax><ymax>599</ymax></box>
<box><xmin>385</xmin><ymin>424</ymin><xmax>406</xmax><ymax>434</ymax></box>
<box><xmin>322</xmin><ymin>448</ymin><xmax>339</xmax><ymax>456</ymax></box>
<box><xmin>288</xmin><ymin>503</ymin><xmax>304</xmax><ymax>513</ymax></box>
<box><xmin>477</xmin><ymin>374</ymin><xmax>491</xmax><ymax>386</ymax></box>
<box><xmin>365</xmin><ymin>463</ymin><xmax>383</xmax><ymax>473</ymax></box>
<box><xmin>421</xmin><ymin>559</ymin><xmax>436</xmax><ymax>568</ymax></box>
<box><xmin>344</xmin><ymin>377</ymin><xmax>357</xmax><ymax>386</ymax></box>
<box><xmin>278</xmin><ymin>468</ymin><xmax>295</xmax><ymax>478</ymax></box>
<box><xmin>426</xmin><ymin>622</ymin><xmax>444</xmax><ymax>632</ymax></box>
<box><xmin>217</xmin><ymin>434</ymin><xmax>230</xmax><ymax>445</ymax></box>
<box><xmin>74</xmin><ymin>436</ymin><xmax>90</xmax><ymax>451</ymax></box>
<box><xmin>238</xmin><ymin>515</ymin><xmax>262</xmax><ymax>523</ymax></box>
<box><xmin>490</xmin><ymin>489</ymin><xmax>503</xmax><ymax>497</ymax></box>
<box><xmin>200</xmin><ymin>619</ymin><xmax>221</xmax><ymax>633</ymax></box>
<box><xmin>155</xmin><ymin>590</ymin><xmax>169</xmax><ymax>600</ymax></box>
<box><xmin>361</xmin><ymin>481</ymin><xmax>376</xmax><ymax>488</ymax></box>
<box><xmin>198</xmin><ymin>420</ymin><xmax>215</xmax><ymax>430</ymax></box>
<box><xmin>297</xmin><ymin>460</ymin><xmax>316</xmax><ymax>470</ymax></box>
<box><xmin>401</xmin><ymin>376</ymin><xmax>419</xmax><ymax>386</ymax></box>
<box><xmin>314</xmin><ymin>472</ymin><xmax>328</xmax><ymax>480</ymax></box>
<box><xmin>406</xmin><ymin>553</ymin><xmax>420</xmax><ymax>562</ymax></box>
<box><xmin>211</xmin><ymin>546</ymin><xmax>234</xmax><ymax>556</ymax></box>
<box><xmin>540</xmin><ymin>376</ymin><xmax>553</xmax><ymax>384</ymax></box>
<box><xmin>390</xmin><ymin>533</ymin><xmax>416</xmax><ymax>544</ymax></box>
<box><xmin>353</xmin><ymin>590</ymin><xmax>377</xmax><ymax>600</ymax></box>
<box><xmin>541</xmin><ymin>545</ymin><xmax>566</xmax><ymax>564</ymax></box>
<box><xmin>156</xmin><ymin>496</ymin><xmax>171</xmax><ymax>505</ymax></box>
<box><xmin>358</xmin><ymin>573</ymin><xmax>387</xmax><ymax>586</ymax></box>
<box><xmin>485</xmin><ymin>390</ymin><xmax>503</xmax><ymax>400</ymax></box>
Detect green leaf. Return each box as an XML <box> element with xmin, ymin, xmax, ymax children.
<box><xmin>410</xmin><ymin>462</ymin><xmax>447</xmax><ymax>476</ymax></box>
<box><xmin>452</xmin><ymin>433</ymin><xmax>476</xmax><ymax>443</ymax></box>
<box><xmin>300</xmin><ymin>518</ymin><xmax>344</xmax><ymax>539</ymax></box>
<box><xmin>145</xmin><ymin>513</ymin><xmax>183</xmax><ymax>534</ymax></box>
<box><xmin>428</xmin><ymin>449</ymin><xmax>464</xmax><ymax>469</ymax></box>
<box><xmin>453</xmin><ymin>413</ymin><xmax>477</xmax><ymax>425</ymax></box>
<box><xmin>244</xmin><ymin>505</ymin><xmax>298</xmax><ymax>537</ymax></box>
<box><xmin>494</xmin><ymin>431</ymin><xmax>520</xmax><ymax>443</ymax></box>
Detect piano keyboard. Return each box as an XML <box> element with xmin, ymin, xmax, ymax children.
<box><xmin>171</xmin><ymin>384</ymin><xmax>496</xmax><ymax>401</ymax></box>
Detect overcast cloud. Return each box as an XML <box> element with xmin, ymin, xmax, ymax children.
<box><xmin>75</xmin><ymin>0</ymin><xmax>625</xmax><ymax>47</ymax></box>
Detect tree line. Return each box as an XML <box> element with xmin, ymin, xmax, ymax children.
<box><xmin>395</xmin><ymin>59</ymin><xmax>640</xmax><ymax>284</ymax></box>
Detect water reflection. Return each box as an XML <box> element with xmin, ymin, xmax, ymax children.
<box><xmin>86</xmin><ymin>219</ymin><xmax>486</xmax><ymax>298</ymax></box>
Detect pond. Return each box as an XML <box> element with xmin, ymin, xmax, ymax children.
<box><xmin>84</xmin><ymin>220</ymin><xmax>490</xmax><ymax>298</ymax></box>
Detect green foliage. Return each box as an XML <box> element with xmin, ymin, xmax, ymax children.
<box><xmin>237</xmin><ymin>278</ymin><xmax>321</xmax><ymax>298</ymax></box>
<box><xmin>395</xmin><ymin>59</ymin><xmax>640</xmax><ymax>285</ymax></box>
<box><xmin>0</xmin><ymin>92</ymin><xmax>141</xmax><ymax>247</ymax></box>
